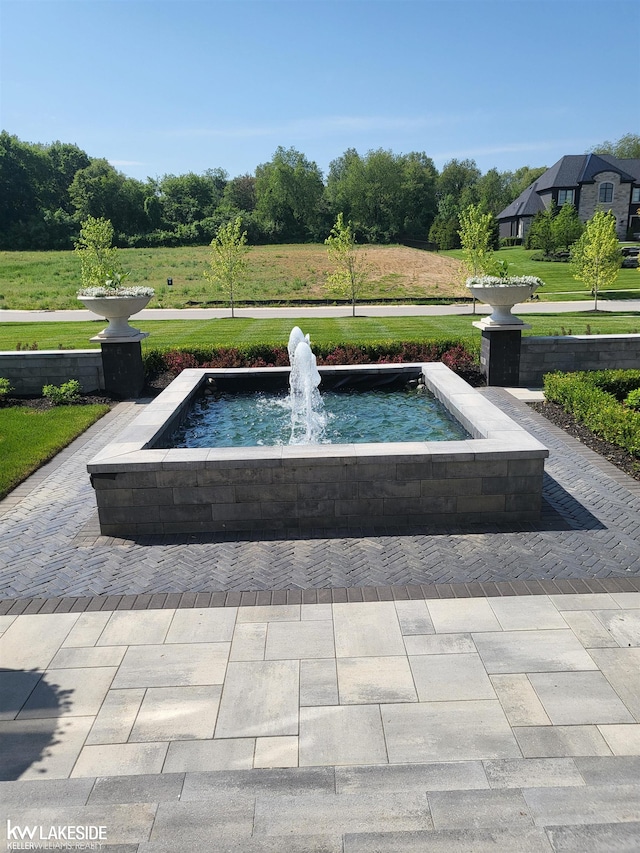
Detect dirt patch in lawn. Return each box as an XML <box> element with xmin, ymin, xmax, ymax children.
<box><xmin>365</xmin><ymin>246</ymin><xmax>466</xmax><ymax>296</ymax></box>
<box><xmin>245</xmin><ymin>244</ymin><xmax>466</xmax><ymax>301</ymax></box>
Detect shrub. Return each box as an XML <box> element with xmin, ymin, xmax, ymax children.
<box><xmin>164</xmin><ymin>351</ymin><xmax>200</xmax><ymax>375</ymax></box>
<box><xmin>0</xmin><ymin>377</ymin><xmax>13</xmax><ymax>399</ymax></box>
<box><xmin>42</xmin><ymin>380</ymin><xmax>82</xmax><ymax>405</ymax></box>
<box><xmin>543</xmin><ymin>371</ymin><xmax>640</xmax><ymax>456</ymax></box>
<box><xmin>586</xmin><ymin>369</ymin><xmax>640</xmax><ymax>401</ymax></box>
<box><xmin>626</xmin><ymin>388</ymin><xmax>640</xmax><ymax>411</ymax></box>
<box><xmin>441</xmin><ymin>344</ymin><xmax>476</xmax><ymax>373</ymax></box>
<box><xmin>143</xmin><ymin>340</ymin><xmax>481</xmax><ymax>380</ymax></box>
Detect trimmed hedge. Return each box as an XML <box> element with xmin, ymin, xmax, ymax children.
<box><xmin>543</xmin><ymin>370</ymin><xmax>640</xmax><ymax>457</ymax></box>
<box><xmin>143</xmin><ymin>339</ymin><xmax>481</xmax><ymax>381</ymax></box>
<box><xmin>578</xmin><ymin>369</ymin><xmax>640</xmax><ymax>401</ymax></box>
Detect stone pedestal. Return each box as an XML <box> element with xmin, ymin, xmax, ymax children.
<box><xmin>474</xmin><ymin>321</ymin><xmax>526</xmax><ymax>387</ymax></box>
<box><xmin>95</xmin><ymin>332</ymin><xmax>148</xmax><ymax>399</ymax></box>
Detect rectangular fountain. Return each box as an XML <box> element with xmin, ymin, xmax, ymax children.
<box><xmin>88</xmin><ymin>362</ymin><xmax>548</xmax><ymax>536</ymax></box>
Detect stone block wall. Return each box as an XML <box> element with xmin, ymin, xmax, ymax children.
<box><xmin>0</xmin><ymin>350</ymin><xmax>104</xmax><ymax>396</ymax></box>
<box><xmin>577</xmin><ymin>170</ymin><xmax>630</xmax><ymax>238</ymax></box>
<box><xmin>90</xmin><ymin>450</ymin><xmax>546</xmax><ymax>536</ymax></box>
<box><xmin>519</xmin><ymin>334</ymin><xmax>640</xmax><ymax>386</ymax></box>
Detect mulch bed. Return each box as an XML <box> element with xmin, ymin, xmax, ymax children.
<box><xmin>530</xmin><ymin>400</ymin><xmax>640</xmax><ymax>482</ymax></box>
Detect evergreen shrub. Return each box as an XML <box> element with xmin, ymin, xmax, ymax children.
<box><xmin>543</xmin><ymin>370</ymin><xmax>640</xmax><ymax>456</ymax></box>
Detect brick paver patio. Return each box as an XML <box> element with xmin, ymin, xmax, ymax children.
<box><xmin>1</xmin><ymin>389</ymin><xmax>639</xmax><ymax>608</ymax></box>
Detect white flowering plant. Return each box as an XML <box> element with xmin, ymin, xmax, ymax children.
<box><xmin>465</xmin><ymin>275</ymin><xmax>544</xmax><ymax>289</ymax></box>
<box><xmin>78</xmin><ymin>285</ymin><xmax>156</xmax><ymax>298</ymax></box>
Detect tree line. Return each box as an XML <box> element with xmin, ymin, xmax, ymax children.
<box><xmin>1</xmin><ymin>130</ymin><xmax>637</xmax><ymax>252</ymax></box>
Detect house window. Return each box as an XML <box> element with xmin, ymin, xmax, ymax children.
<box><xmin>632</xmin><ymin>187</ymin><xmax>640</xmax><ymax>203</ymax></box>
<box><xmin>557</xmin><ymin>189</ymin><xmax>575</xmax><ymax>205</ymax></box>
<box><xmin>599</xmin><ymin>182</ymin><xmax>614</xmax><ymax>203</ymax></box>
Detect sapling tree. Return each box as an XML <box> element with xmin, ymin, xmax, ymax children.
<box><xmin>324</xmin><ymin>213</ymin><xmax>370</xmax><ymax>317</ymax></box>
<box><xmin>205</xmin><ymin>216</ymin><xmax>249</xmax><ymax>318</ymax></box>
<box><xmin>571</xmin><ymin>210</ymin><xmax>622</xmax><ymax>311</ymax></box>
<box><xmin>458</xmin><ymin>204</ymin><xmax>496</xmax><ymax>276</ymax></box>
<box><xmin>458</xmin><ymin>204</ymin><xmax>497</xmax><ymax>313</ymax></box>
<box><xmin>75</xmin><ymin>216</ymin><xmax>122</xmax><ymax>290</ymax></box>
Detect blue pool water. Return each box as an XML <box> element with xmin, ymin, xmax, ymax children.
<box><xmin>171</xmin><ymin>388</ymin><xmax>469</xmax><ymax>448</ymax></box>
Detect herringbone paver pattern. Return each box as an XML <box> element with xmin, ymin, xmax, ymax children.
<box><xmin>1</xmin><ymin>391</ymin><xmax>639</xmax><ymax>601</ymax></box>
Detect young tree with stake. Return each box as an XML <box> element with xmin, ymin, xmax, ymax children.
<box><xmin>205</xmin><ymin>216</ymin><xmax>248</xmax><ymax>318</ymax></box>
<box><xmin>571</xmin><ymin>210</ymin><xmax>621</xmax><ymax>311</ymax></box>
<box><xmin>324</xmin><ymin>213</ymin><xmax>370</xmax><ymax>317</ymax></box>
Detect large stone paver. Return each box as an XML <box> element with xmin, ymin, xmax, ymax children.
<box><xmin>1</xmin><ymin>596</ymin><xmax>640</xmax><ymax>848</ymax></box>
<box><xmin>215</xmin><ymin>660</ymin><xmax>299</xmax><ymax>738</ymax></box>
<box><xmin>382</xmin><ymin>700</ymin><xmax>521</xmax><ymax>763</ymax></box>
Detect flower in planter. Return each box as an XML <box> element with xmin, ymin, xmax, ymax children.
<box><xmin>78</xmin><ymin>283</ymin><xmax>156</xmax><ymax>298</ymax></box>
<box><xmin>465</xmin><ymin>275</ymin><xmax>544</xmax><ymax>289</ymax></box>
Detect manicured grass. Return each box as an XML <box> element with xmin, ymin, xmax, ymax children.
<box><xmin>444</xmin><ymin>246</ymin><xmax>640</xmax><ymax>300</ymax></box>
<box><xmin>1</xmin><ymin>314</ymin><xmax>640</xmax><ymax>354</ymax></box>
<box><xmin>0</xmin><ymin>404</ymin><xmax>111</xmax><ymax>499</ymax></box>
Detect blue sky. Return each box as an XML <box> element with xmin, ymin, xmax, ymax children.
<box><xmin>1</xmin><ymin>0</ymin><xmax>637</xmax><ymax>182</ymax></box>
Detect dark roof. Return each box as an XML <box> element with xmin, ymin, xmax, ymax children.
<box><xmin>599</xmin><ymin>155</ymin><xmax>640</xmax><ymax>181</ymax></box>
<box><xmin>497</xmin><ymin>154</ymin><xmax>640</xmax><ymax>221</ymax></box>
<box><xmin>534</xmin><ymin>155</ymin><xmax>587</xmax><ymax>192</ymax></box>
<box><xmin>579</xmin><ymin>153</ymin><xmax>637</xmax><ymax>183</ymax></box>
<box><xmin>498</xmin><ymin>183</ymin><xmax>545</xmax><ymax>219</ymax></box>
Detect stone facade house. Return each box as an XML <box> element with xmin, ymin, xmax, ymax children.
<box><xmin>497</xmin><ymin>154</ymin><xmax>640</xmax><ymax>240</ymax></box>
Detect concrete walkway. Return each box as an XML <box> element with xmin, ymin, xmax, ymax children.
<box><xmin>1</xmin><ymin>392</ymin><xmax>640</xmax><ymax>850</ymax></box>
<box><xmin>2</xmin><ymin>298</ymin><xmax>640</xmax><ymax>322</ymax></box>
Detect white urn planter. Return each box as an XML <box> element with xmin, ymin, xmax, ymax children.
<box><xmin>466</xmin><ymin>276</ymin><xmax>543</xmax><ymax>328</ymax></box>
<box><xmin>78</xmin><ymin>294</ymin><xmax>152</xmax><ymax>340</ymax></box>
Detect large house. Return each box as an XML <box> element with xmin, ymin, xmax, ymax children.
<box><xmin>497</xmin><ymin>154</ymin><xmax>640</xmax><ymax>241</ymax></box>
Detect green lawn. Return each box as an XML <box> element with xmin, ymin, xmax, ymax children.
<box><xmin>2</xmin><ymin>314</ymin><xmax>640</xmax><ymax>354</ymax></box>
<box><xmin>0</xmin><ymin>404</ymin><xmax>111</xmax><ymax>499</ymax></box>
<box><xmin>2</xmin><ymin>243</ymin><xmax>638</xmax><ymax>311</ymax></box>
<box><xmin>0</xmin><ymin>244</ymin><xmax>464</xmax><ymax>309</ymax></box>
<box><xmin>444</xmin><ymin>246</ymin><xmax>640</xmax><ymax>300</ymax></box>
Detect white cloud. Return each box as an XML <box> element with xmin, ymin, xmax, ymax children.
<box><xmin>431</xmin><ymin>138</ymin><xmax>592</xmax><ymax>162</ymax></box>
<box><xmin>164</xmin><ymin>112</ymin><xmax>471</xmax><ymax>141</ymax></box>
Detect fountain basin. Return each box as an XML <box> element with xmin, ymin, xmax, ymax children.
<box><xmin>88</xmin><ymin>363</ymin><xmax>548</xmax><ymax>536</ymax></box>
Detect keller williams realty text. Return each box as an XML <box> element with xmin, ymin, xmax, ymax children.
<box><xmin>6</xmin><ymin>819</ymin><xmax>107</xmax><ymax>848</ymax></box>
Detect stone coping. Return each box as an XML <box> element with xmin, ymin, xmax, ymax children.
<box><xmin>524</xmin><ymin>333</ymin><xmax>640</xmax><ymax>341</ymax></box>
<box><xmin>0</xmin><ymin>348</ymin><xmax>100</xmax><ymax>356</ymax></box>
<box><xmin>87</xmin><ymin>363</ymin><xmax>549</xmax><ymax>472</ymax></box>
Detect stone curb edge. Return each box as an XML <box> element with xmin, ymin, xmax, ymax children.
<box><xmin>2</xmin><ymin>576</ymin><xmax>639</xmax><ymax>616</ymax></box>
